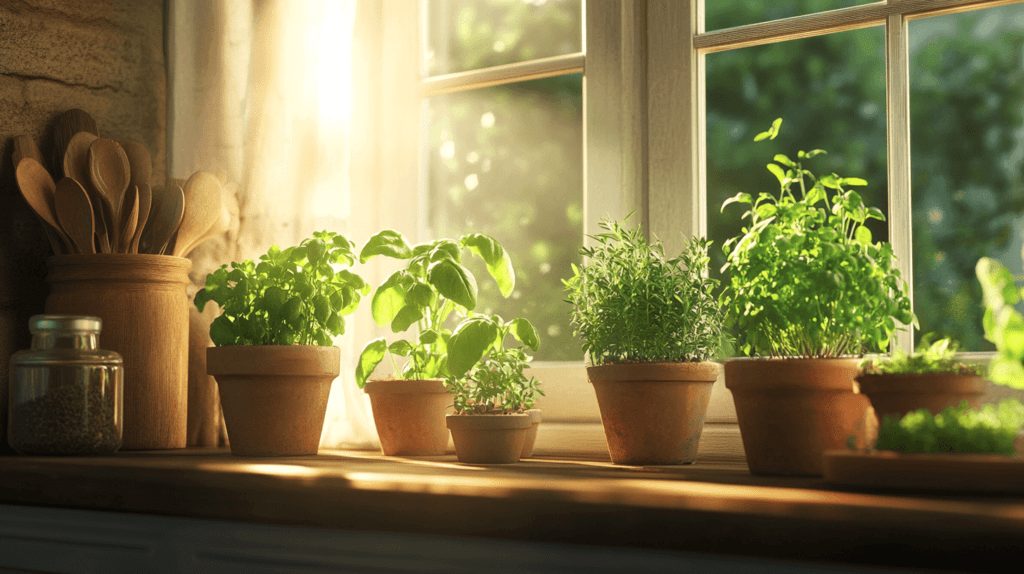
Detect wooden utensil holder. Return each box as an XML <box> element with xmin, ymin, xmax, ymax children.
<box><xmin>45</xmin><ymin>254</ymin><xmax>191</xmax><ymax>450</ymax></box>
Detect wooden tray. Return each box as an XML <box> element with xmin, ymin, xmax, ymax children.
<box><xmin>823</xmin><ymin>450</ymin><xmax>1024</xmax><ymax>494</ymax></box>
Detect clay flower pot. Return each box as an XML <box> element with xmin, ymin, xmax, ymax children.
<box><xmin>587</xmin><ymin>362</ymin><xmax>718</xmax><ymax>465</ymax></box>
<box><xmin>207</xmin><ymin>345</ymin><xmax>339</xmax><ymax>456</ymax></box>
<box><xmin>520</xmin><ymin>408</ymin><xmax>542</xmax><ymax>458</ymax></box>
<box><xmin>855</xmin><ymin>372</ymin><xmax>987</xmax><ymax>421</ymax></box>
<box><xmin>446</xmin><ymin>413</ymin><xmax>530</xmax><ymax>464</ymax></box>
<box><xmin>725</xmin><ymin>358</ymin><xmax>871</xmax><ymax>476</ymax></box>
<box><xmin>364</xmin><ymin>379</ymin><xmax>451</xmax><ymax>455</ymax></box>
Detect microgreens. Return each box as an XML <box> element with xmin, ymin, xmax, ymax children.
<box><xmin>195</xmin><ymin>231</ymin><xmax>368</xmax><ymax>346</ymax></box>
<box><xmin>873</xmin><ymin>399</ymin><xmax>1024</xmax><ymax>455</ymax></box>
<box><xmin>444</xmin><ymin>314</ymin><xmax>543</xmax><ymax>415</ymax></box>
<box><xmin>859</xmin><ymin>334</ymin><xmax>984</xmax><ymax>376</ymax></box>
<box><xmin>720</xmin><ymin>118</ymin><xmax>916</xmax><ymax>358</ymax></box>
<box><xmin>355</xmin><ymin>231</ymin><xmax>515</xmax><ymax>387</ymax></box>
<box><xmin>563</xmin><ymin>217</ymin><xmax>726</xmax><ymax>365</ymax></box>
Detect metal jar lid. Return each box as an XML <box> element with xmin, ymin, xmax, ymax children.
<box><xmin>28</xmin><ymin>314</ymin><xmax>103</xmax><ymax>335</ymax></box>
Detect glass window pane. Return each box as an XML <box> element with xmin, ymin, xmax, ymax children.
<box><xmin>706</xmin><ymin>28</ymin><xmax>887</xmax><ymax>354</ymax></box>
<box><xmin>910</xmin><ymin>4</ymin><xmax>1024</xmax><ymax>351</ymax></box>
<box><xmin>425</xmin><ymin>0</ymin><xmax>582</xmax><ymax>77</ymax></box>
<box><xmin>426</xmin><ymin>75</ymin><xmax>583</xmax><ymax>361</ymax></box>
<box><xmin>706</xmin><ymin>0</ymin><xmax>877</xmax><ymax>32</ymax></box>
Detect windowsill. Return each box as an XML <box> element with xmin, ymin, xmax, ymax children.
<box><xmin>0</xmin><ymin>423</ymin><xmax>1020</xmax><ymax>572</ymax></box>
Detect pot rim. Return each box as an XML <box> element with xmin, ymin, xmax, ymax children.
<box><xmin>724</xmin><ymin>357</ymin><xmax>860</xmax><ymax>391</ymax></box>
<box><xmin>446</xmin><ymin>413</ymin><xmax>531</xmax><ymax>430</ymax></box>
<box><xmin>207</xmin><ymin>344</ymin><xmax>340</xmax><ymax>377</ymax></box>
<box><xmin>364</xmin><ymin>378</ymin><xmax>449</xmax><ymax>395</ymax></box>
<box><xmin>587</xmin><ymin>361</ymin><xmax>720</xmax><ymax>383</ymax></box>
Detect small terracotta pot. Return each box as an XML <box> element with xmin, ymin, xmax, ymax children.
<box><xmin>207</xmin><ymin>345</ymin><xmax>338</xmax><ymax>456</ymax></box>
<box><xmin>855</xmin><ymin>372</ymin><xmax>987</xmax><ymax>421</ymax></box>
<box><xmin>725</xmin><ymin>358</ymin><xmax>871</xmax><ymax>476</ymax></box>
<box><xmin>587</xmin><ymin>362</ymin><xmax>718</xmax><ymax>465</ymax></box>
<box><xmin>446</xmin><ymin>414</ymin><xmax>530</xmax><ymax>464</ymax></box>
<box><xmin>520</xmin><ymin>408</ymin><xmax>543</xmax><ymax>458</ymax></box>
<box><xmin>364</xmin><ymin>379</ymin><xmax>451</xmax><ymax>455</ymax></box>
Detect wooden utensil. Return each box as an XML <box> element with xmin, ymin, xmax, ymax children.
<box><xmin>15</xmin><ymin>158</ymin><xmax>72</xmax><ymax>254</ymax></box>
<box><xmin>118</xmin><ymin>186</ymin><xmax>140</xmax><ymax>253</ymax></box>
<box><xmin>88</xmin><ymin>138</ymin><xmax>130</xmax><ymax>249</ymax></box>
<box><xmin>120</xmin><ymin>140</ymin><xmax>152</xmax><ymax>187</ymax></box>
<box><xmin>130</xmin><ymin>182</ymin><xmax>153</xmax><ymax>254</ymax></box>
<box><xmin>54</xmin><ymin>177</ymin><xmax>96</xmax><ymax>254</ymax></box>
<box><xmin>51</xmin><ymin>109</ymin><xmax>99</xmax><ymax>179</ymax></box>
<box><xmin>13</xmin><ymin>135</ymin><xmax>45</xmax><ymax>167</ymax></box>
<box><xmin>173</xmin><ymin>172</ymin><xmax>223</xmax><ymax>257</ymax></box>
<box><xmin>62</xmin><ymin>131</ymin><xmax>112</xmax><ymax>253</ymax></box>
<box><xmin>146</xmin><ymin>185</ymin><xmax>185</xmax><ymax>256</ymax></box>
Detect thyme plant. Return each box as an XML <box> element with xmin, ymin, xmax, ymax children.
<box><xmin>563</xmin><ymin>218</ymin><xmax>725</xmax><ymax>365</ymax></box>
<box><xmin>720</xmin><ymin>118</ymin><xmax>916</xmax><ymax>358</ymax></box>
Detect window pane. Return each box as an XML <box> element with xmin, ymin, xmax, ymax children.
<box><xmin>425</xmin><ymin>0</ymin><xmax>582</xmax><ymax>77</ymax></box>
<box><xmin>706</xmin><ymin>28</ymin><xmax>887</xmax><ymax>354</ymax></box>
<box><xmin>706</xmin><ymin>0</ymin><xmax>877</xmax><ymax>32</ymax></box>
<box><xmin>426</xmin><ymin>75</ymin><xmax>583</xmax><ymax>361</ymax></box>
<box><xmin>910</xmin><ymin>4</ymin><xmax>1024</xmax><ymax>351</ymax></box>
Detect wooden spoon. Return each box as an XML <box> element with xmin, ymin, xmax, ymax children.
<box><xmin>118</xmin><ymin>186</ymin><xmax>140</xmax><ymax>253</ymax></box>
<box><xmin>173</xmin><ymin>172</ymin><xmax>223</xmax><ymax>257</ymax></box>
<box><xmin>88</xmin><ymin>138</ymin><xmax>130</xmax><ymax>249</ymax></box>
<box><xmin>130</xmin><ymin>182</ymin><xmax>153</xmax><ymax>254</ymax></box>
<box><xmin>54</xmin><ymin>178</ymin><xmax>96</xmax><ymax>254</ymax></box>
<box><xmin>146</xmin><ymin>185</ymin><xmax>185</xmax><ymax>256</ymax></box>
<box><xmin>120</xmin><ymin>140</ymin><xmax>152</xmax><ymax>187</ymax></box>
<box><xmin>13</xmin><ymin>135</ymin><xmax>45</xmax><ymax>167</ymax></box>
<box><xmin>62</xmin><ymin>131</ymin><xmax>112</xmax><ymax>252</ymax></box>
<box><xmin>15</xmin><ymin>158</ymin><xmax>72</xmax><ymax>254</ymax></box>
<box><xmin>51</xmin><ymin>109</ymin><xmax>99</xmax><ymax>179</ymax></box>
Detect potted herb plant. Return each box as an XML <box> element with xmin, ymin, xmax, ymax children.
<box><xmin>194</xmin><ymin>231</ymin><xmax>368</xmax><ymax>456</ymax></box>
<box><xmin>720</xmin><ymin>118</ymin><xmax>916</xmax><ymax>476</ymax></box>
<box><xmin>563</xmin><ymin>218</ymin><xmax>726</xmax><ymax>466</ymax></box>
<box><xmin>355</xmin><ymin>231</ymin><xmax>515</xmax><ymax>456</ymax></box>
<box><xmin>856</xmin><ymin>335</ymin><xmax>987</xmax><ymax>420</ymax></box>
<box><xmin>443</xmin><ymin>313</ymin><xmax>542</xmax><ymax>464</ymax></box>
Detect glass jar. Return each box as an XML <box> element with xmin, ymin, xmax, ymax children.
<box><xmin>8</xmin><ymin>315</ymin><xmax>123</xmax><ymax>455</ymax></box>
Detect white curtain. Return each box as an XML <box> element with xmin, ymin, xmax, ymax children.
<box><xmin>168</xmin><ymin>0</ymin><xmax>380</xmax><ymax>450</ymax></box>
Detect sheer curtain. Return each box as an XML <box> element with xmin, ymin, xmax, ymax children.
<box><xmin>168</xmin><ymin>0</ymin><xmax>379</xmax><ymax>450</ymax></box>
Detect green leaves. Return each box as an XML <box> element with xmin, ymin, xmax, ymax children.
<box><xmin>356</xmin><ymin>338</ymin><xmax>388</xmax><ymax>388</ymax></box>
<box><xmin>564</xmin><ymin>217</ymin><xmax>726</xmax><ymax>364</ymax></box>
<box><xmin>194</xmin><ymin>230</ymin><xmax>367</xmax><ymax>347</ymax></box>
<box><xmin>461</xmin><ymin>234</ymin><xmax>515</xmax><ymax>297</ymax></box>
<box><xmin>875</xmin><ymin>400</ymin><xmax>1024</xmax><ymax>455</ymax></box>
<box><xmin>428</xmin><ymin>259</ymin><xmax>478</xmax><ymax>310</ymax></box>
<box><xmin>718</xmin><ymin>117</ymin><xmax>915</xmax><ymax>358</ymax></box>
<box><xmin>359</xmin><ymin>230</ymin><xmax>412</xmax><ymax>263</ymax></box>
<box><xmin>753</xmin><ymin>117</ymin><xmax>783</xmax><ymax>141</ymax></box>
<box><xmin>445</xmin><ymin>315</ymin><xmax>542</xmax><ymax>414</ymax></box>
<box><xmin>977</xmin><ymin>257</ymin><xmax>1024</xmax><ymax>389</ymax></box>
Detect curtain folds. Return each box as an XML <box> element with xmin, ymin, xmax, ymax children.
<box><xmin>169</xmin><ymin>0</ymin><xmax>379</xmax><ymax>450</ymax></box>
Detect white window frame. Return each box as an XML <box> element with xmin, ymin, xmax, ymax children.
<box><xmin>368</xmin><ymin>0</ymin><xmax>1023</xmax><ymax>427</ymax></box>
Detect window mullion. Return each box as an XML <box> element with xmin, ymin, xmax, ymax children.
<box><xmin>886</xmin><ymin>11</ymin><xmax>914</xmax><ymax>355</ymax></box>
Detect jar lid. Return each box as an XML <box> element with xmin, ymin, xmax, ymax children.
<box><xmin>29</xmin><ymin>314</ymin><xmax>102</xmax><ymax>334</ymax></box>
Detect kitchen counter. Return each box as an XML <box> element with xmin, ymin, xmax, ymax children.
<box><xmin>0</xmin><ymin>424</ymin><xmax>1021</xmax><ymax>573</ymax></box>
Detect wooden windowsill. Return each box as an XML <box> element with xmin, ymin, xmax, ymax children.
<box><xmin>0</xmin><ymin>423</ymin><xmax>1020</xmax><ymax>573</ymax></box>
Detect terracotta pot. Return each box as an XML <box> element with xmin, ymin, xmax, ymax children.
<box><xmin>725</xmin><ymin>358</ymin><xmax>871</xmax><ymax>476</ymax></box>
<box><xmin>207</xmin><ymin>345</ymin><xmax>338</xmax><ymax>456</ymax></box>
<box><xmin>520</xmin><ymin>408</ymin><xmax>542</xmax><ymax>458</ymax></box>
<box><xmin>45</xmin><ymin>254</ymin><xmax>191</xmax><ymax>450</ymax></box>
<box><xmin>364</xmin><ymin>379</ymin><xmax>451</xmax><ymax>455</ymax></box>
<box><xmin>587</xmin><ymin>362</ymin><xmax>718</xmax><ymax>465</ymax></box>
<box><xmin>446</xmin><ymin>414</ymin><xmax>530</xmax><ymax>464</ymax></box>
<box><xmin>856</xmin><ymin>372</ymin><xmax>987</xmax><ymax>421</ymax></box>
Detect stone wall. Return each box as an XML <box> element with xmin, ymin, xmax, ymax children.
<box><xmin>0</xmin><ymin>0</ymin><xmax>166</xmax><ymax>443</ymax></box>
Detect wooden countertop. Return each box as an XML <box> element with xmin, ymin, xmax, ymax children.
<box><xmin>0</xmin><ymin>426</ymin><xmax>1021</xmax><ymax>573</ymax></box>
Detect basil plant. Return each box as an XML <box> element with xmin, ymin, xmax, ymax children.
<box><xmin>720</xmin><ymin>118</ymin><xmax>916</xmax><ymax>358</ymax></box>
<box><xmin>354</xmin><ymin>231</ymin><xmax>516</xmax><ymax>387</ymax></box>
<box><xmin>195</xmin><ymin>231</ymin><xmax>369</xmax><ymax>346</ymax></box>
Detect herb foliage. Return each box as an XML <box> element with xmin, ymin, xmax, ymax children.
<box><xmin>977</xmin><ymin>257</ymin><xmax>1024</xmax><ymax>389</ymax></box>
<box><xmin>859</xmin><ymin>334</ymin><xmax>984</xmax><ymax>376</ymax></box>
<box><xmin>563</xmin><ymin>217</ymin><xmax>725</xmax><ymax>365</ymax></box>
<box><xmin>874</xmin><ymin>399</ymin><xmax>1024</xmax><ymax>455</ymax></box>
<box><xmin>720</xmin><ymin>118</ymin><xmax>916</xmax><ymax>358</ymax></box>
<box><xmin>444</xmin><ymin>314</ymin><xmax>543</xmax><ymax>415</ymax></box>
<box><xmin>195</xmin><ymin>231</ymin><xmax>368</xmax><ymax>346</ymax></box>
<box><xmin>355</xmin><ymin>231</ymin><xmax>515</xmax><ymax>387</ymax></box>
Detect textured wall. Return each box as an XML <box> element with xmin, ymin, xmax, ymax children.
<box><xmin>0</xmin><ymin>0</ymin><xmax>166</xmax><ymax>446</ymax></box>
